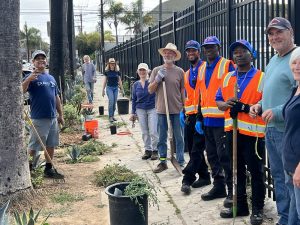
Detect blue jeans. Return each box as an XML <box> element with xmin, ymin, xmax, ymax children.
<box><xmin>85</xmin><ymin>82</ymin><xmax>94</xmax><ymax>103</ymax></box>
<box><xmin>157</xmin><ymin>113</ymin><xmax>185</xmax><ymax>165</ymax></box>
<box><xmin>285</xmin><ymin>172</ymin><xmax>300</xmax><ymax>225</ymax></box>
<box><xmin>106</xmin><ymin>86</ymin><xmax>118</xmax><ymax>117</ymax></box>
<box><xmin>265</xmin><ymin>127</ymin><xmax>290</xmax><ymax>225</ymax></box>
<box><xmin>136</xmin><ymin>108</ymin><xmax>159</xmax><ymax>152</ymax></box>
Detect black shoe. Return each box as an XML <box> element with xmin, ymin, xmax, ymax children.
<box><xmin>44</xmin><ymin>168</ymin><xmax>65</xmax><ymax>179</ymax></box>
<box><xmin>220</xmin><ymin>206</ymin><xmax>249</xmax><ymax>218</ymax></box>
<box><xmin>201</xmin><ymin>185</ymin><xmax>227</xmax><ymax>201</ymax></box>
<box><xmin>181</xmin><ymin>183</ymin><xmax>191</xmax><ymax>195</ymax></box>
<box><xmin>151</xmin><ymin>151</ymin><xmax>159</xmax><ymax>160</ymax></box>
<box><xmin>191</xmin><ymin>178</ymin><xmax>211</xmax><ymax>188</ymax></box>
<box><xmin>113</xmin><ymin>117</ymin><xmax>117</xmax><ymax>121</ymax></box>
<box><xmin>223</xmin><ymin>193</ymin><xmax>233</xmax><ymax>208</ymax></box>
<box><xmin>141</xmin><ymin>151</ymin><xmax>152</xmax><ymax>160</ymax></box>
<box><xmin>250</xmin><ymin>209</ymin><xmax>263</xmax><ymax>225</ymax></box>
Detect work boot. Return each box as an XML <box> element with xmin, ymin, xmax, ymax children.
<box><xmin>181</xmin><ymin>183</ymin><xmax>191</xmax><ymax>195</ymax></box>
<box><xmin>141</xmin><ymin>150</ymin><xmax>151</xmax><ymax>160</ymax></box>
<box><xmin>201</xmin><ymin>185</ymin><xmax>227</xmax><ymax>201</ymax></box>
<box><xmin>220</xmin><ymin>203</ymin><xmax>249</xmax><ymax>218</ymax></box>
<box><xmin>250</xmin><ymin>208</ymin><xmax>264</xmax><ymax>225</ymax></box>
<box><xmin>192</xmin><ymin>178</ymin><xmax>211</xmax><ymax>188</ymax></box>
<box><xmin>44</xmin><ymin>168</ymin><xmax>65</xmax><ymax>179</ymax></box>
<box><xmin>151</xmin><ymin>151</ymin><xmax>159</xmax><ymax>160</ymax></box>
<box><xmin>153</xmin><ymin>162</ymin><xmax>168</xmax><ymax>173</ymax></box>
<box><xmin>223</xmin><ymin>192</ymin><xmax>233</xmax><ymax>208</ymax></box>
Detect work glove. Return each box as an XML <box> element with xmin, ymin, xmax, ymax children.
<box><xmin>155</xmin><ymin>68</ymin><xmax>166</xmax><ymax>83</ymax></box>
<box><xmin>230</xmin><ymin>101</ymin><xmax>250</xmax><ymax>119</ymax></box>
<box><xmin>179</xmin><ymin>111</ymin><xmax>185</xmax><ymax>128</ymax></box>
<box><xmin>195</xmin><ymin>121</ymin><xmax>204</xmax><ymax>135</ymax></box>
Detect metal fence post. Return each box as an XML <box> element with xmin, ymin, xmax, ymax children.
<box><xmin>173</xmin><ymin>12</ymin><xmax>177</xmax><ymax>46</ymax></box>
<box><xmin>193</xmin><ymin>0</ymin><xmax>198</xmax><ymax>40</ymax></box>
<box><xmin>148</xmin><ymin>27</ymin><xmax>152</xmax><ymax>68</ymax></box>
<box><xmin>158</xmin><ymin>20</ymin><xmax>162</xmax><ymax>64</ymax></box>
<box><xmin>291</xmin><ymin>0</ymin><xmax>300</xmax><ymax>46</ymax></box>
<box><xmin>226</xmin><ymin>0</ymin><xmax>235</xmax><ymax>56</ymax></box>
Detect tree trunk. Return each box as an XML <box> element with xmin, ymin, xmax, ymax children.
<box><xmin>49</xmin><ymin>0</ymin><xmax>65</xmax><ymax>101</ymax></box>
<box><xmin>0</xmin><ymin>0</ymin><xmax>32</xmax><ymax>197</ymax></box>
<box><xmin>67</xmin><ymin>0</ymin><xmax>76</xmax><ymax>81</ymax></box>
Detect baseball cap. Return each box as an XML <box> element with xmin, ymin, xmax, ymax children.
<box><xmin>32</xmin><ymin>50</ymin><xmax>46</xmax><ymax>60</ymax></box>
<box><xmin>229</xmin><ymin>39</ymin><xmax>257</xmax><ymax>59</ymax></box>
<box><xmin>185</xmin><ymin>40</ymin><xmax>200</xmax><ymax>51</ymax></box>
<box><xmin>201</xmin><ymin>36</ymin><xmax>221</xmax><ymax>47</ymax></box>
<box><xmin>137</xmin><ymin>63</ymin><xmax>149</xmax><ymax>71</ymax></box>
<box><xmin>265</xmin><ymin>17</ymin><xmax>292</xmax><ymax>34</ymax></box>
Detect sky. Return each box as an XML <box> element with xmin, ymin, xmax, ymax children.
<box><xmin>20</xmin><ymin>0</ymin><xmax>167</xmax><ymax>43</ymax></box>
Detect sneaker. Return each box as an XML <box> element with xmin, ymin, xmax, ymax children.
<box><xmin>223</xmin><ymin>193</ymin><xmax>233</xmax><ymax>208</ymax></box>
<box><xmin>181</xmin><ymin>183</ymin><xmax>191</xmax><ymax>195</ymax></box>
<box><xmin>220</xmin><ymin>205</ymin><xmax>250</xmax><ymax>218</ymax></box>
<box><xmin>113</xmin><ymin>117</ymin><xmax>117</xmax><ymax>121</ymax></box>
<box><xmin>44</xmin><ymin>168</ymin><xmax>65</xmax><ymax>179</ymax></box>
<box><xmin>201</xmin><ymin>185</ymin><xmax>227</xmax><ymax>201</ymax></box>
<box><xmin>153</xmin><ymin>162</ymin><xmax>168</xmax><ymax>173</ymax></box>
<box><xmin>250</xmin><ymin>209</ymin><xmax>263</xmax><ymax>225</ymax></box>
<box><xmin>191</xmin><ymin>178</ymin><xmax>211</xmax><ymax>188</ymax></box>
<box><xmin>151</xmin><ymin>151</ymin><xmax>159</xmax><ymax>160</ymax></box>
<box><xmin>109</xmin><ymin>117</ymin><xmax>114</xmax><ymax>123</ymax></box>
<box><xmin>141</xmin><ymin>151</ymin><xmax>151</xmax><ymax>160</ymax></box>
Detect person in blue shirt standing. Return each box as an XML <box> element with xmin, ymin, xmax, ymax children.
<box><xmin>102</xmin><ymin>58</ymin><xmax>125</xmax><ymax>123</ymax></box>
<box><xmin>22</xmin><ymin>50</ymin><xmax>64</xmax><ymax>179</ymax></box>
<box><xmin>130</xmin><ymin>63</ymin><xmax>159</xmax><ymax>160</ymax></box>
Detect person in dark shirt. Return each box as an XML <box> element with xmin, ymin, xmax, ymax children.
<box><xmin>102</xmin><ymin>58</ymin><xmax>124</xmax><ymax>122</ymax></box>
<box><xmin>283</xmin><ymin>47</ymin><xmax>300</xmax><ymax>223</ymax></box>
<box><xmin>130</xmin><ymin>63</ymin><xmax>159</xmax><ymax>160</ymax></box>
<box><xmin>22</xmin><ymin>50</ymin><xmax>64</xmax><ymax>179</ymax></box>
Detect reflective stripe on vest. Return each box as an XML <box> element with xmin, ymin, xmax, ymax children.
<box><xmin>257</xmin><ymin>72</ymin><xmax>264</xmax><ymax>92</ymax></box>
<box><xmin>184</xmin><ymin>68</ymin><xmax>202</xmax><ymax>114</ymax></box>
<box><xmin>199</xmin><ymin>63</ymin><xmax>206</xmax><ymax>80</ymax></box>
<box><xmin>201</xmin><ymin>107</ymin><xmax>224</xmax><ymax>116</ymax></box>
<box><xmin>225</xmin><ymin>118</ymin><xmax>265</xmax><ymax>136</ymax></box>
<box><xmin>223</xmin><ymin>71</ymin><xmax>235</xmax><ymax>87</ymax></box>
<box><xmin>217</xmin><ymin>57</ymin><xmax>228</xmax><ymax>79</ymax></box>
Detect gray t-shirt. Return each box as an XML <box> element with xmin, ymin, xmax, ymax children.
<box><xmin>149</xmin><ymin>65</ymin><xmax>185</xmax><ymax>114</ymax></box>
<box><xmin>82</xmin><ymin>63</ymin><xmax>96</xmax><ymax>83</ymax></box>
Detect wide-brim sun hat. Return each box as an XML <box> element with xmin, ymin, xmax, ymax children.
<box><xmin>158</xmin><ymin>43</ymin><xmax>181</xmax><ymax>61</ymax></box>
<box><xmin>108</xmin><ymin>58</ymin><xmax>116</xmax><ymax>64</ymax></box>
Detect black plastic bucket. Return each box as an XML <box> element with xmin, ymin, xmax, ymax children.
<box><xmin>105</xmin><ymin>182</ymin><xmax>148</xmax><ymax>225</ymax></box>
<box><xmin>117</xmin><ymin>98</ymin><xmax>129</xmax><ymax>115</ymax></box>
<box><xmin>98</xmin><ymin>106</ymin><xmax>104</xmax><ymax>115</ymax></box>
<box><xmin>110</xmin><ymin>125</ymin><xmax>117</xmax><ymax>135</ymax></box>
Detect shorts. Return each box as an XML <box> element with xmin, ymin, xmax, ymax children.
<box><xmin>28</xmin><ymin>118</ymin><xmax>59</xmax><ymax>151</ymax></box>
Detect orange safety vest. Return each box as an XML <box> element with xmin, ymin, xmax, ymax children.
<box><xmin>199</xmin><ymin>57</ymin><xmax>233</xmax><ymax>118</ymax></box>
<box><xmin>184</xmin><ymin>62</ymin><xmax>204</xmax><ymax>115</ymax></box>
<box><xmin>221</xmin><ymin>69</ymin><xmax>265</xmax><ymax>137</ymax></box>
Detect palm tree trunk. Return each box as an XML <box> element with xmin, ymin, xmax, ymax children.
<box><xmin>67</xmin><ymin>0</ymin><xmax>76</xmax><ymax>80</ymax></box>
<box><xmin>0</xmin><ymin>0</ymin><xmax>32</xmax><ymax>197</ymax></box>
<box><xmin>114</xmin><ymin>15</ymin><xmax>119</xmax><ymax>45</ymax></box>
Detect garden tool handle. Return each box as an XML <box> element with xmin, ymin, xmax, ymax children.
<box><xmin>162</xmin><ymin>79</ymin><xmax>172</xmax><ymax>138</ymax></box>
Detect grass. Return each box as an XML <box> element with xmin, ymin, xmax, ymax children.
<box><xmin>93</xmin><ymin>163</ymin><xmax>139</xmax><ymax>187</ymax></box>
<box><xmin>50</xmin><ymin>191</ymin><xmax>85</xmax><ymax>205</ymax></box>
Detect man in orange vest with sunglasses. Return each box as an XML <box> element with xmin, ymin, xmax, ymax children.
<box><xmin>216</xmin><ymin>40</ymin><xmax>265</xmax><ymax>225</ymax></box>
<box><xmin>180</xmin><ymin>40</ymin><xmax>211</xmax><ymax>195</ymax></box>
<box><xmin>199</xmin><ymin>36</ymin><xmax>235</xmax><ymax>206</ymax></box>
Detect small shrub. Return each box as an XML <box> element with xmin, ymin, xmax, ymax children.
<box><xmin>93</xmin><ymin>164</ymin><xmax>139</xmax><ymax>187</ymax></box>
<box><xmin>80</xmin><ymin>155</ymin><xmax>100</xmax><ymax>163</ymax></box>
<box><xmin>122</xmin><ymin>80</ymin><xmax>130</xmax><ymax>97</ymax></box>
<box><xmin>67</xmin><ymin>145</ymin><xmax>81</xmax><ymax>162</ymax></box>
<box><xmin>62</xmin><ymin>104</ymin><xmax>80</xmax><ymax>131</ymax></box>
<box><xmin>80</xmin><ymin>140</ymin><xmax>111</xmax><ymax>156</ymax></box>
<box><xmin>70</xmin><ymin>85</ymin><xmax>87</xmax><ymax>114</ymax></box>
<box><xmin>14</xmin><ymin>207</ymin><xmax>50</xmax><ymax>225</ymax></box>
<box><xmin>31</xmin><ymin>167</ymin><xmax>44</xmax><ymax>189</ymax></box>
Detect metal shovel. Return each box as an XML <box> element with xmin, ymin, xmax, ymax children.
<box><xmin>162</xmin><ymin>79</ymin><xmax>183</xmax><ymax>175</ymax></box>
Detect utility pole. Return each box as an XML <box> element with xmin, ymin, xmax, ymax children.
<box><xmin>24</xmin><ymin>22</ymin><xmax>30</xmax><ymax>62</ymax></box>
<box><xmin>159</xmin><ymin>0</ymin><xmax>162</xmax><ymax>22</ymax></box>
<box><xmin>100</xmin><ymin>0</ymin><xmax>105</xmax><ymax>73</ymax></box>
<box><xmin>138</xmin><ymin>0</ymin><xmax>143</xmax><ymax>33</ymax></box>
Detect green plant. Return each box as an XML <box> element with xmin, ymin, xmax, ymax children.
<box><xmin>30</xmin><ymin>166</ymin><xmax>44</xmax><ymax>189</ymax></box>
<box><xmin>122</xmin><ymin>79</ymin><xmax>130</xmax><ymax>97</ymax></box>
<box><xmin>67</xmin><ymin>145</ymin><xmax>81</xmax><ymax>162</ymax></box>
<box><xmin>62</xmin><ymin>104</ymin><xmax>80</xmax><ymax>131</ymax></box>
<box><xmin>14</xmin><ymin>208</ymin><xmax>51</xmax><ymax>225</ymax></box>
<box><xmin>80</xmin><ymin>155</ymin><xmax>100</xmax><ymax>163</ymax></box>
<box><xmin>93</xmin><ymin>164</ymin><xmax>139</xmax><ymax>187</ymax></box>
<box><xmin>81</xmin><ymin>108</ymin><xmax>95</xmax><ymax>117</ymax></box>
<box><xmin>50</xmin><ymin>191</ymin><xmax>85</xmax><ymax>205</ymax></box>
<box><xmin>80</xmin><ymin>140</ymin><xmax>111</xmax><ymax>156</ymax></box>
<box><xmin>70</xmin><ymin>85</ymin><xmax>87</xmax><ymax>114</ymax></box>
<box><xmin>0</xmin><ymin>200</ymin><xmax>10</xmax><ymax>225</ymax></box>
<box><xmin>124</xmin><ymin>176</ymin><xmax>159</xmax><ymax>219</ymax></box>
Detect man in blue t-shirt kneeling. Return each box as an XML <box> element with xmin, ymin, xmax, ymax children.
<box><xmin>22</xmin><ymin>50</ymin><xmax>64</xmax><ymax>179</ymax></box>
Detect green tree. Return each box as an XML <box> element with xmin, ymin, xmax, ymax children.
<box><xmin>75</xmin><ymin>32</ymin><xmax>100</xmax><ymax>59</ymax></box>
<box><xmin>104</xmin><ymin>1</ymin><xmax>125</xmax><ymax>45</ymax></box>
<box><xmin>104</xmin><ymin>30</ymin><xmax>115</xmax><ymax>42</ymax></box>
<box><xmin>120</xmin><ymin>0</ymin><xmax>154</xmax><ymax>34</ymax></box>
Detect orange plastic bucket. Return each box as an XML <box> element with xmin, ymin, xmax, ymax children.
<box><xmin>84</xmin><ymin>120</ymin><xmax>99</xmax><ymax>138</ymax></box>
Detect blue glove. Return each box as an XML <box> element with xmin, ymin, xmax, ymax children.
<box><xmin>180</xmin><ymin>111</ymin><xmax>185</xmax><ymax>128</ymax></box>
<box><xmin>195</xmin><ymin>121</ymin><xmax>204</xmax><ymax>135</ymax></box>
<box><xmin>155</xmin><ymin>68</ymin><xmax>166</xmax><ymax>83</ymax></box>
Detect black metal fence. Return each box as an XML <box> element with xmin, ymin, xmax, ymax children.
<box><xmin>106</xmin><ymin>0</ymin><xmax>300</xmax><ymax>198</ymax></box>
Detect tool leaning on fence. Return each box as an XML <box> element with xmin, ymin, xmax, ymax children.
<box><xmin>24</xmin><ymin>110</ymin><xmax>65</xmax><ymax>181</ymax></box>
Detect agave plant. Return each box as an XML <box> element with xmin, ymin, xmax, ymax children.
<box><xmin>14</xmin><ymin>208</ymin><xmax>51</xmax><ymax>225</ymax></box>
<box><xmin>67</xmin><ymin>145</ymin><xmax>81</xmax><ymax>162</ymax></box>
<box><xmin>0</xmin><ymin>200</ymin><xmax>10</xmax><ymax>225</ymax></box>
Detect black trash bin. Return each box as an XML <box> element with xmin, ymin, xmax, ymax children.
<box><xmin>98</xmin><ymin>106</ymin><xmax>104</xmax><ymax>115</ymax></box>
<box><xmin>105</xmin><ymin>182</ymin><xmax>148</xmax><ymax>225</ymax></box>
<box><xmin>117</xmin><ymin>98</ymin><xmax>129</xmax><ymax>114</ymax></box>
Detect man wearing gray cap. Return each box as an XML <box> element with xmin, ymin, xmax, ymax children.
<box><xmin>250</xmin><ymin>17</ymin><xmax>298</xmax><ymax>225</ymax></box>
<box><xmin>22</xmin><ymin>50</ymin><xmax>64</xmax><ymax>179</ymax></box>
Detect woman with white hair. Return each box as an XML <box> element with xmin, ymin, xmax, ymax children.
<box><xmin>282</xmin><ymin>47</ymin><xmax>300</xmax><ymax>221</ymax></box>
<box><xmin>130</xmin><ymin>63</ymin><xmax>159</xmax><ymax>160</ymax></box>
<box><xmin>102</xmin><ymin>58</ymin><xmax>124</xmax><ymax>122</ymax></box>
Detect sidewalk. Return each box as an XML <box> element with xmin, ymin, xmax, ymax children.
<box><xmin>94</xmin><ymin>72</ymin><xmax>277</xmax><ymax>225</ymax></box>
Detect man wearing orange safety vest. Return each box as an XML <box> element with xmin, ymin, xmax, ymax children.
<box><xmin>180</xmin><ymin>40</ymin><xmax>210</xmax><ymax>195</ymax></box>
<box><xmin>216</xmin><ymin>40</ymin><xmax>265</xmax><ymax>225</ymax></box>
<box><xmin>198</xmin><ymin>36</ymin><xmax>235</xmax><ymax>205</ymax></box>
